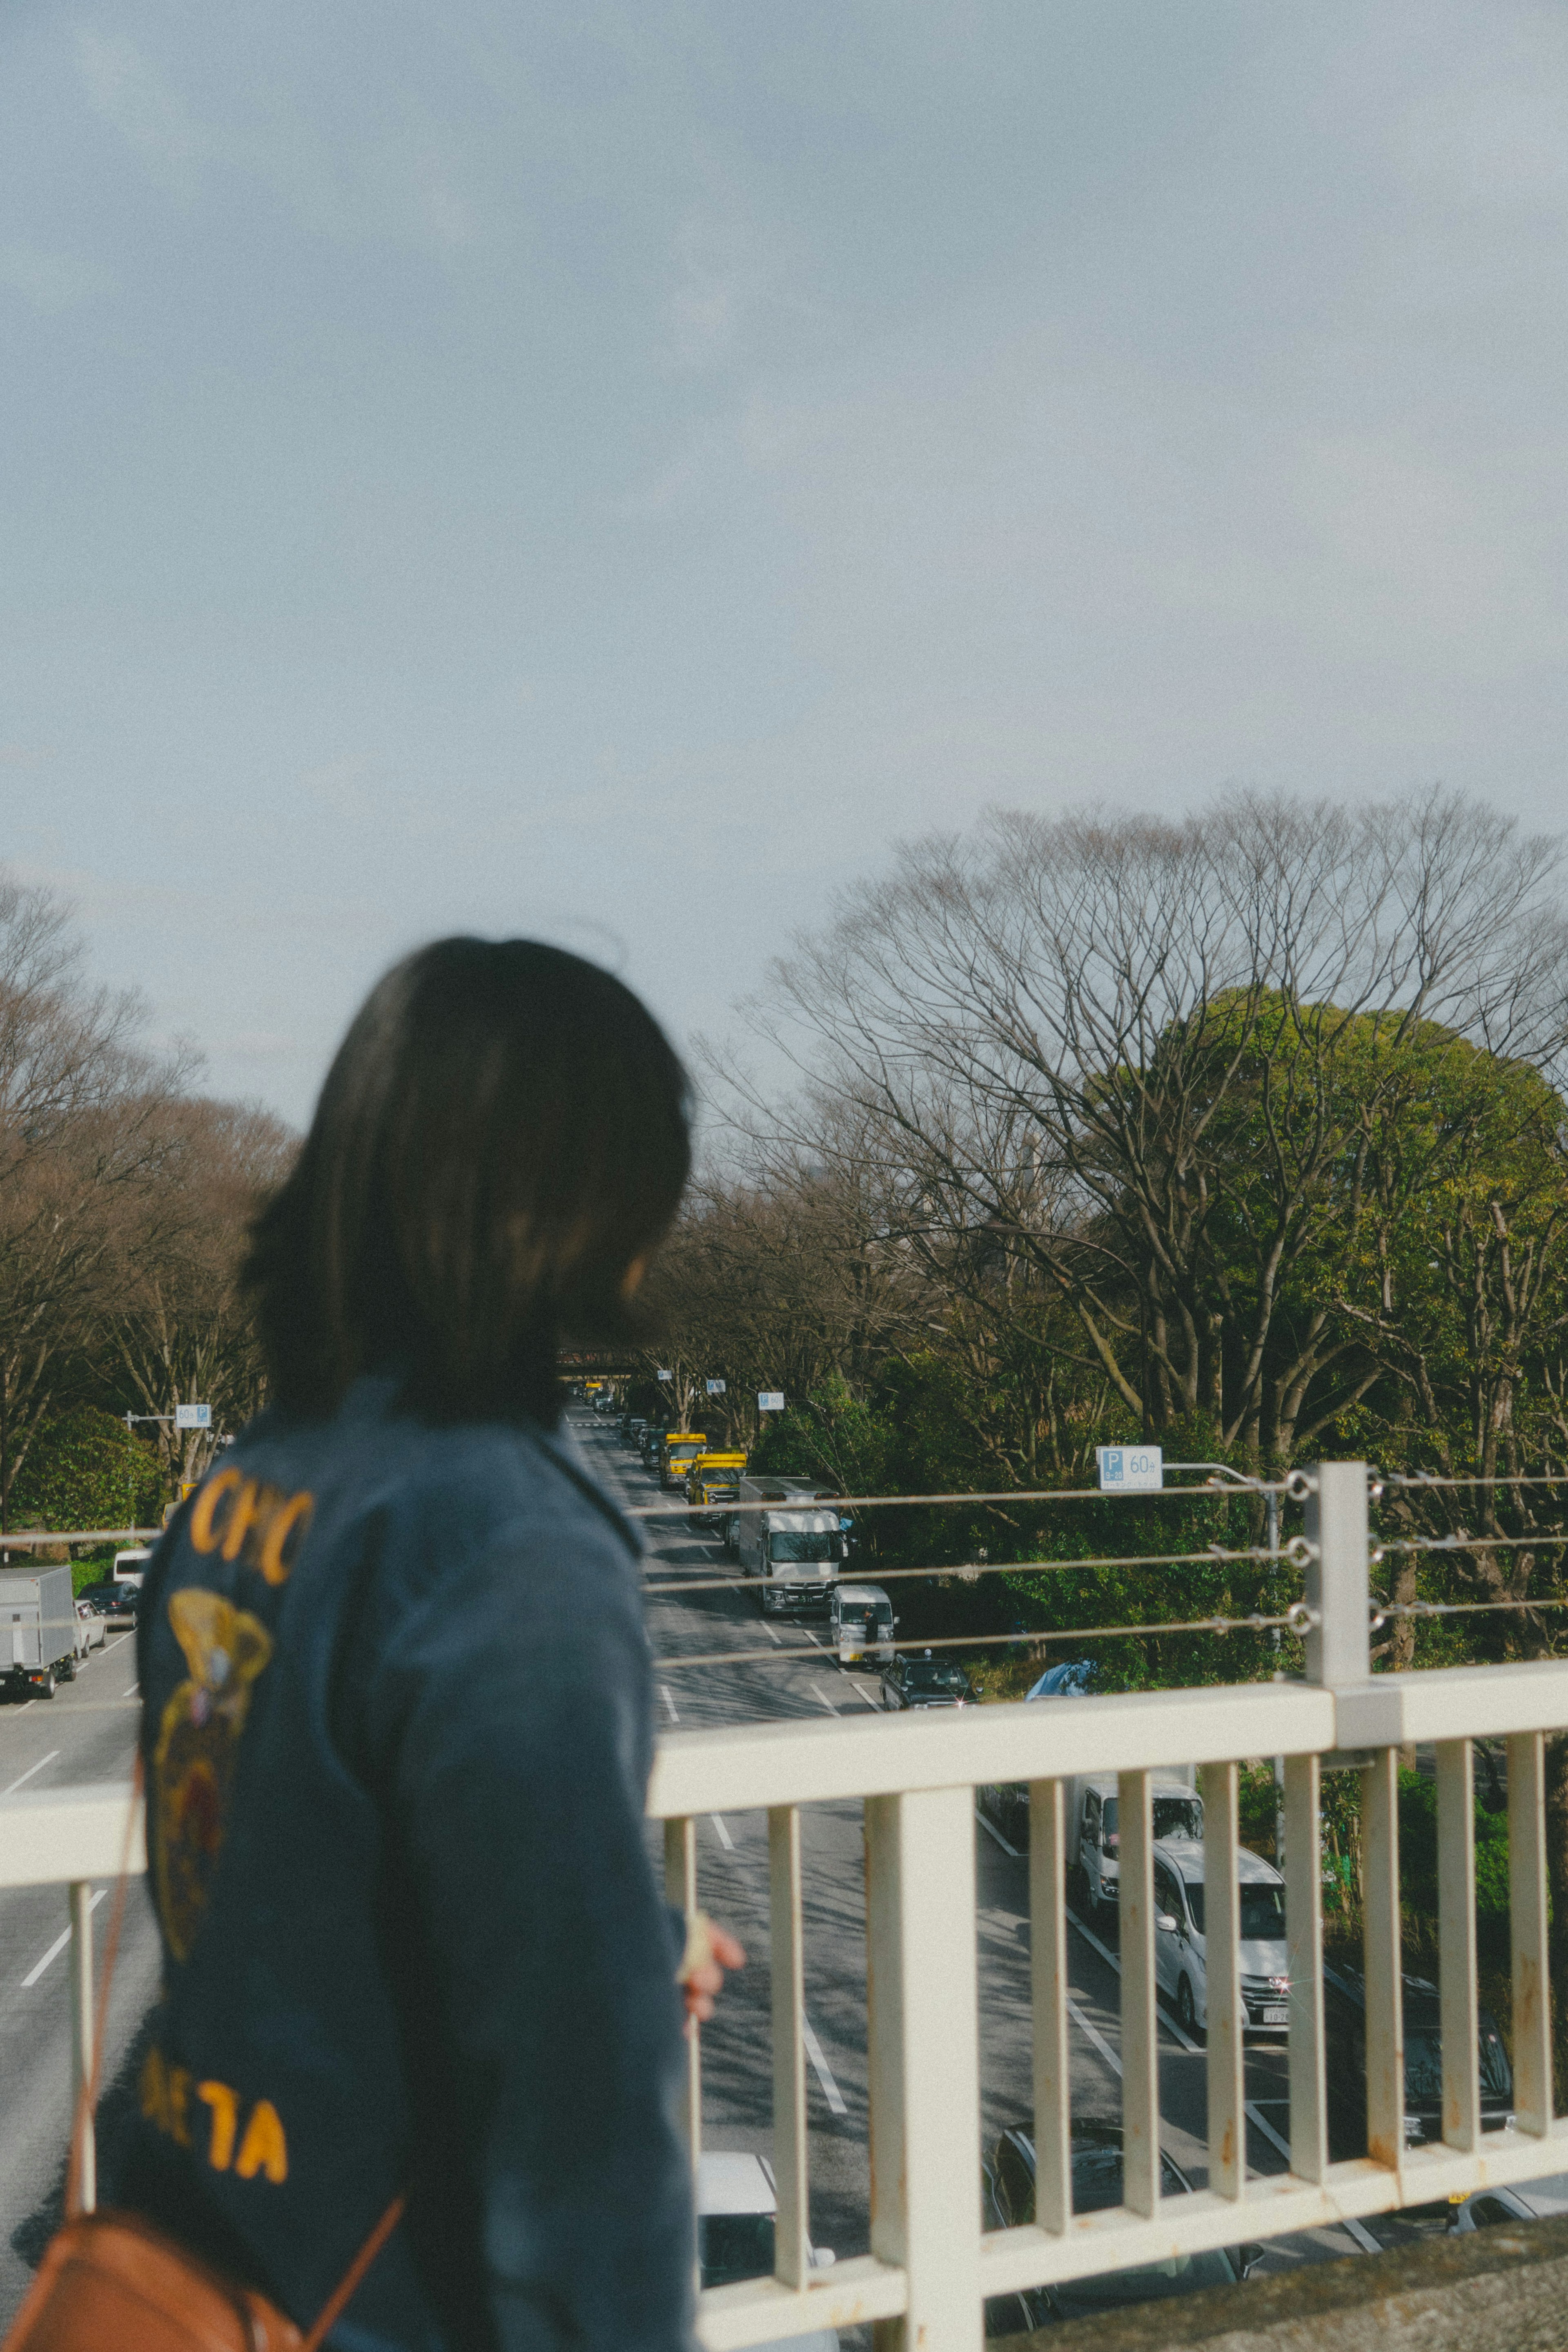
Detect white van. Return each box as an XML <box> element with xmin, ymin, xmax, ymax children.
<box><xmin>1152</xmin><ymin>1838</ymin><xmax>1291</xmax><ymax>2039</ymax></box>
<box><xmin>1071</xmin><ymin>1773</ymin><xmax>1203</xmax><ymax>1923</ymax></box>
<box><xmin>829</xmin><ymin>1583</ymin><xmax>895</xmax><ymax>1664</ymax></box>
<box><xmin>112</xmin><ymin>1547</ymin><xmax>152</xmax><ymax>1588</ymax></box>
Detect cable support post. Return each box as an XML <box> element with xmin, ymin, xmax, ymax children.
<box><xmin>1303</xmin><ymin>1460</ymin><xmax>1370</xmax><ymax>1688</ymax></box>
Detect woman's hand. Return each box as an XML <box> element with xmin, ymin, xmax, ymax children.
<box><xmin>677</xmin><ymin>1911</ymin><xmax>746</xmax><ymax>2027</ymax></box>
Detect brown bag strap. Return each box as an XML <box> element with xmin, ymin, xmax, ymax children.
<box><xmin>298</xmin><ymin>2195</ymin><xmax>406</xmax><ymax>2352</ymax></box>
<box><xmin>66</xmin><ymin>1749</ymin><xmax>405</xmax><ymax>2343</ymax></box>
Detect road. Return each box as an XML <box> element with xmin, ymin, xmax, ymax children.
<box><xmin>0</xmin><ymin>1621</ymin><xmax>157</xmax><ymax>2324</ymax></box>
<box><xmin>574</xmin><ymin>1411</ymin><xmax>1446</xmax><ymax>2303</ymax></box>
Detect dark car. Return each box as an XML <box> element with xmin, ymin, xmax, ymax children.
<box><xmin>879</xmin><ymin>1652</ymin><xmax>974</xmax><ymax>1710</ymax></box>
<box><xmin>981</xmin><ymin>2122</ymin><xmax>1259</xmax><ymax>2334</ymax></box>
<box><xmin>76</xmin><ymin>1581</ymin><xmax>139</xmax><ymax>1630</ymax></box>
<box><xmin>1323</xmin><ymin>1960</ymin><xmax>1514</xmax><ymax>2160</ymax></box>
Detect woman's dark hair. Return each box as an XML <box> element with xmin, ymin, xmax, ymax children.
<box><xmin>244</xmin><ymin>938</ymin><xmax>690</xmax><ymax>1426</ymax></box>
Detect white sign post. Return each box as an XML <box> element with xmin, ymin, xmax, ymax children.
<box><xmin>1096</xmin><ymin>1444</ymin><xmax>1163</xmax><ymax>1494</ymax></box>
<box><xmin>706</xmin><ymin>1379</ymin><xmax>726</xmax><ymax>1396</ymax></box>
<box><xmin>174</xmin><ymin>1403</ymin><xmax>212</xmax><ymax>1431</ymax></box>
<box><xmin>757</xmin><ymin>1391</ymin><xmax>785</xmax><ymax>1413</ymax></box>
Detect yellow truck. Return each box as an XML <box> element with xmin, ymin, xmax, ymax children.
<box><xmin>659</xmin><ymin>1432</ymin><xmax>709</xmax><ymax>1491</ymax></box>
<box><xmin>685</xmin><ymin>1451</ymin><xmax>748</xmax><ymax>1530</ymax></box>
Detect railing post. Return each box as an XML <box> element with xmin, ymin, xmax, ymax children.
<box><xmin>1436</xmin><ymin>1739</ymin><xmax>1480</xmax><ymax>2153</ymax></box>
<box><xmin>1361</xmin><ymin>1748</ymin><xmax>1405</xmax><ymax>2173</ymax></box>
<box><xmin>768</xmin><ymin>1806</ymin><xmax>810</xmax><ymax>2288</ymax></box>
<box><xmin>1029</xmin><ymin>1778</ymin><xmax>1070</xmax><ymax>2236</ymax></box>
<box><xmin>69</xmin><ymin>1881</ymin><xmax>96</xmax><ymax>2213</ymax></box>
<box><xmin>1203</xmin><ymin>1760</ymin><xmax>1245</xmax><ymax>2200</ymax></box>
<box><xmin>1283</xmin><ymin>1754</ymin><xmax>1326</xmax><ymax>2182</ymax></box>
<box><xmin>1304</xmin><ymin>1462</ymin><xmax>1370</xmax><ymax>1688</ymax></box>
<box><xmin>1118</xmin><ymin>1769</ymin><xmax>1160</xmax><ymax>2218</ymax></box>
<box><xmin>865</xmin><ymin>1787</ymin><xmax>981</xmax><ymax>2352</ymax></box>
<box><xmin>1507</xmin><ymin>1730</ymin><xmax>1553</xmax><ymax>2136</ymax></box>
<box><xmin>664</xmin><ymin>1819</ymin><xmax>701</xmax><ymax>2165</ymax></box>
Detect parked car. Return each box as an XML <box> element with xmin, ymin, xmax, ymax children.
<box><xmin>1150</xmin><ymin>1840</ymin><xmax>1290</xmax><ymax>2037</ymax></box>
<box><xmin>76</xmin><ymin>1581</ymin><xmax>139</xmax><ymax>1630</ymax></box>
<box><xmin>879</xmin><ymin>1652</ymin><xmax>974</xmax><ymax>1710</ymax></box>
<box><xmin>1447</xmin><ymin>2186</ymin><xmax>1537</xmax><ymax>2232</ymax></box>
<box><xmin>981</xmin><ymin>2122</ymin><xmax>1260</xmax><ymax>2334</ymax></box>
<box><xmin>1323</xmin><ymin>1961</ymin><xmax>1514</xmax><ymax>2159</ymax></box>
<box><xmin>74</xmin><ymin>1599</ymin><xmax>107</xmax><ymax>1656</ymax></box>
<box><xmin>696</xmin><ymin>2151</ymin><xmax>837</xmax><ymax>2350</ymax></box>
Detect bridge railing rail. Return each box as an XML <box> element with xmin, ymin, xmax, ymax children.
<box><xmin>4</xmin><ymin>1463</ymin><xmax>1565</xmax><ymax>2352</ymax></box>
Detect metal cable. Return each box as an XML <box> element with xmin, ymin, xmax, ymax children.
<box><xmin>642</xmin><ymin>1538</ymin><xmax>1309</xmax><ymax>1598</ymax></box>
<box><xmin>622</xmin><ymin>1477</ymin><xmax>1293</xmax><ymax>1518</ymax></box>
<box><xmin>1374</xmin><ymin>1533</ymin><xmax>1568</xmax><ymax>1556</ymax></box>
<box><xmin>653</xmin><ymin>1603</ymin><xmax>1317</xmax><ymax>1673</ymax></box>
<box><xmin>1370</xmin><ymin>1595</ymin><xmax>1568</xmax><ymax>1627</ymax></box>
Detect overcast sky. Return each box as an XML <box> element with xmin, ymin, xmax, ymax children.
<box><xmin>3</xmin><ymin>2</ymin><xmax>1566</xmax><ymax>1122</ymax></box>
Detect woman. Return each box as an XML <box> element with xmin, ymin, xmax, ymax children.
<box><xmin>116</xmin><ymin>938</ymin><xmax>737</xmax><ymax>2350</ymax></box>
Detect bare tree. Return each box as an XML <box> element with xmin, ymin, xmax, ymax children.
<box><xmin>109</xmin><ymin>1097</ymin><xmax>295</xmax><ymax>1490</ymax></box>
<box><xmin>739</xmin><ymin>789</ymin><xmax>1568</xmax><ymax>1466</ymax></box>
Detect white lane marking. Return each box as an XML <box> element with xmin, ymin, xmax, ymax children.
<box><xmin>801</xmin><ymin>2014</ymin><xmax>848</xmax><ymax>2115</ymax></box>
<box><xmin>812</xmin><ymin>1684</ymin><xmax>840</xmax><ymax>1716</ymax></box>
<box><xmin>760</xmin><ymin>1621</ymin><xmax>782</xmax><ymax>1645</ymax></box>
<box><xmin>709</xmin><ymin>1814</ymin><xmax>735</xmax><ymax>1852</ymax></box>
<box><xmin>23</xmin><ymin>1890</ymin><xmax>107</xmax><ymax>1986</ymax></box>
<box><xmin>1</xmin><ymin>1751</ymin><xmax>59</xmax><ymax>1797</ymax></box>
<box><xmin>1067</xmin><ymin>1994</ymin><xmax>1123</xmax><ymax>2079</ymax></box>
<box><xmin>660</xmin><ymin>1687</ymin><xmax>679</xmax><ymax>1724</ymax></box>
<box><xmin>839</xmin><ymin>1678</ymin><xmax>881</xmax><ymax>1708</ymax></box>
<box><xmin>1066</xmin><ymin>1900</ymin><xmax>1374</xmax><ymax>2249</ymax></box>
<box><xmin>121</xmin><ymin>1683</ymin><xmax>139</xmax><ymax>1699</ymax></box>
<box><xmin>976</xmin><ymin>1807</ymin><xmax>1020</xmax><ymax>1858</ymax></box>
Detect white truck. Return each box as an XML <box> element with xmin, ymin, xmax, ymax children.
<box><xmin>979</xmin><ymin>1763</ymin><xmax>1203</xmax><ymax>1916</ymax></box>
<box><xmin>734</xmin><ymin>1478</ymin><xmax>849</xmax><ymax>1617</ymax></box>
<box><xmin>0</xmin><ymin>1565</ymin><xmax>80</xmax><ymax>1699</ymax></box>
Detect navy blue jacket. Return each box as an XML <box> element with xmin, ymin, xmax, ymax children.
<box><xmin>115</xmin><ymin>1378</ymin><xmax>693</xmax><ymax>2352</ymax></box>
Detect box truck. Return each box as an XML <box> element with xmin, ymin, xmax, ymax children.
<box><xmin>0</xmin><ymin>1565</ymin><xmax>80</xmax><ymax>1699</ymax></box>
<box><xmin>734</xmin><ymin>1478</ymin><xmax>849</xmax><ymax>1616</ymax></box>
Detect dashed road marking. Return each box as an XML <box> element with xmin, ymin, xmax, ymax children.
<box><xmin>801</xmin><ymin>2014</ymin><xmax>848</xmax><ymax>2116</ymax></box>
<box><xmin>709</xmin><ymin>1813</ymin><xmax>735</xmax><ymax>1851</ymax></box>
<box><xmin>660</xmin><ymin>1686</ymin><xmax>680</xmax><ymax>1724</ymax></box>
<box><xmin>976</xmin><ymin>1807</ymin><xmax>1019</xmax><ymax>1857</ymax></box>
<box><xmin>811</xmin><ymin>1684</ymin><xmax>840</xmax><ymax>1716</ymax></box>
<box><xmin>23</xmin><ymin>1890</ymin><xmax>107</xmax><ymax>1987</ymax></box>
<box><xmin>1</xmin><ymin>1751</ymin><xmax>58</xmax><ymax>1797</ymax></box>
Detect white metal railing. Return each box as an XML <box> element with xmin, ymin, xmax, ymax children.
<box><xmin>3</xmin><ymin>1464</ymin><xmax>1566</xmax><ymax>2352</ymax></box>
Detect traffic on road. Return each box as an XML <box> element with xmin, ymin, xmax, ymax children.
<box><xmin>584</xmin><ymin>1396</ymin><xmax>1568</xmax><ymax>2338</ymax></box>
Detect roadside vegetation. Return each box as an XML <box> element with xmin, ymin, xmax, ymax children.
<box><xmin>0</xmin><ymin>872</ymin><xmax>289</xmax><ymax>1542</ymax></box>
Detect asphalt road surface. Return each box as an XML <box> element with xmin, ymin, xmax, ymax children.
<box><xmin>0</xmin><ymin>1621</ymin><xmax>156</xmax><ymax>2326</ymax></box>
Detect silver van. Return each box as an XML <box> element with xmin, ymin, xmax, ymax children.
<box><xmin>1152</xmin><ymin>1838</ymin><xmax>1291</xmax><ymax>2039</ymax></box>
